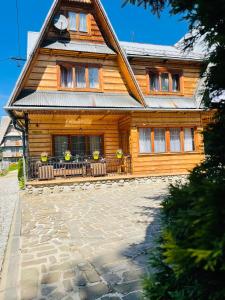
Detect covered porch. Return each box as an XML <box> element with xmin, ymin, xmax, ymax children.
<box><xmin>25</xmin><ymin>111</ymin><xmax>133</xmax><ymax>182</ymax></box>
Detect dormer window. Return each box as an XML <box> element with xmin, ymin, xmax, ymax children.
<box><xmin>68</xmin><ymin>12</ymin><xmax>88</xmax><ymax>33</ymax></box>
<box><xmin>58</xmin><ymin>63</ymin><xmax>102</xmax><ymax>91</ymax></box>
<box><xmin>148</xmin><ymin>68</ymin><xmax>183</xmax><ymax>94</ymax></box>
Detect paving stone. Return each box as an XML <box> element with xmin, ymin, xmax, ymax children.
<box><xmin>64</xmin><ymin>270</ymin><xmax>76</xmax><ymax>279</ymax></box>
<box><xmin>21</xmin><ymin>268</ymin><xmax>39</xmax><ymax>300</ymax></box>
<box><xmin>122</xmin><ymin>291</ymin><xmax>142</xmax><ymax>300</ymax></box>
<box><xmin>41</xmin><ymin>285</ymin><xmax>57</xmax><ymax>296</ymax></box>
<box><xmin>41</xmin><ymin>272</ymin><xmax>61</xmax><ymax>284</ymax></box>
<box><xmin>79</xmin><ymin>283</ymin><xmax>109</xmax><ymax>300</ymax></box>
<box><xmin>113</xmin><ymin>281</ymin><xmax>142</xmax><ymax>294</ymax></box>
<box><xmin>22</xmin><ymin>258</ymin><xmax>47</xmax><ymax>268</ymax></box>
<box><xmin>75</xmin><ymin>273</ymin><xmax>87</xmax><ymax>287</ymax></box>
<box><xmin>78</xmin><ymin>262</ymin><xmax>92</xmax><ymax>271</ymax></box>
<box><xmin>49</xmin><ymin>291</ymin><xmax>66</xmax><ymax>300</ymax></box>
<box><xmin>122</xmin><ymin>269</ymin><xmax>145</xmax><ymax>282</ymax></box>
<box><xmin>63</xmin><ymin>279</ymin><xmax>74</xmax><ymax>292</ymax></box>
<box><xmin>84</xmin><ymin>269</ymin><xmax>100</xmax><ymax>283</ymax></box>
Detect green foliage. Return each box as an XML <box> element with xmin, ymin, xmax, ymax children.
<box><xmin>17</xmin><ymin>158</ymin><xmax>25</xmax><ymax>189</ymax></box>
<box><xmin>123</xmin><ymin>1</ymin><xmax>225</xmax><ymax>299</ymax></box>
<box><xmin>8</xmin><ymin>163</ymin><xmax>18</xmax><ymax>172</ymax></box>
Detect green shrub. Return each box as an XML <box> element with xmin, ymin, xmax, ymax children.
<box><xmin>17</xmin><ymin>158</ymin><xmax>25</xmax><ymax>189</ymax></box>
<box><xmin>8</xmin><ymin>163</ymin><xmax>18</xmax><ymax>172</ymax></box>
<box><xmin>143</xmin><ymin>160</ymin><xmax>225</xmax><ymax>300</ymax></box>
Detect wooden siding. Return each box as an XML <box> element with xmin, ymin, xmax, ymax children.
<box><xmin>46</xmin><ymin>1</ymin><xmax>105</xmax><ymax>44</ymax></box>
<box><xmin>28</xmin><ymin>113</ymin><xmax>123</xmax><ymax>157</ymax></box>
<box><xmin>130</xmin><ymin>59</ymin><xmax>201</xmax><ymax>97</ymax></box>
<box><xmin>23</xmin><ymin>52</ymin><xmax>129</xmax><ymax>94</ymax></box>
<box><xmin>129</xmin><ymin>111</ymin><xmax>206</xmax><ymax>175</ymax></box>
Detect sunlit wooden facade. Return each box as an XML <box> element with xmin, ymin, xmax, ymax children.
<box><xmin>6</xmin><ymin>0</ymin><xmax>212</xmax><ymax>179</ymax></box>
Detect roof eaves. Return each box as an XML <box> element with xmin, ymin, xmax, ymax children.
<box><xmin>5</xmin><ymin>0</ymin><xmax>59</xmax><ymax>109</ymax></box>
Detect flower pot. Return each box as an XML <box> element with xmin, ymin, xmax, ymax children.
<box><xmin>41</xmin><ymin>156</ymin><xmax>48</xmax><ymax>163</ymax></box>
<box><xmin>116</xmin><ymin>153</ymin><xmax>123</xmax><ymax>159</ymax></box>
<box><xmin>93</xmin><ymin>155</ymin><xmax>99</xmax><ymax>160</ymax></box>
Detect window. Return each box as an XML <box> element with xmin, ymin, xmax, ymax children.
<box><xmin>161</xmin><ymin>73</ymin><xmax>169</xmax><ymax>91</ymax></box>
<box><xmin>170</xmin><ymin>128</ymin><xmax>181</xmax><ymax>152</ymax></box>
<box><xmin>54</xmin><ymin>135</ymin><xmax>103</xmax><ymax>157</ymax></box>
<box><xmin>139</xmin><ymin>128</ymin><xmax>151</xmax><ymax>153</ymax></box>
<box><xmin>149</xmin><ymin>69</ymin><xmax>182</xmax><ymax>93</ymax></box>
<box><xmin>150</xmin><ymin>73</ymin><xmax>159</xmax><ymax>91</ymax></box>
<box><xmin>58</xmin><ymin>64</ymin><xmax>101</xmax><ymax>91</ymax></box>
<box><xmin>60</xmin><ymin>66</ymin><xmax>73</xmax><ymax>88</ymax></box>
<box><xmin>138</xmin><ymin>127</ymin><xmax>196</xmax><ymax>154</ymax></box>
<box><xmin>68</xmin><ymin>12</ymin><xmax>88</xmax><ymax>33</ymax></box>
<box><xmin>184</xmin><ymin>128</ymin><xmax>195</xmax><ymax>152</ymax></box>
<box><xmin>154</xmin><ymin>128</ymin><xmax>166</xmax><ymax>153</ymax></box>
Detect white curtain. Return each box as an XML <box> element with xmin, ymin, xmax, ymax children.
<box><xmin>184</xmin><ymin>128</ymin><xmax>195</xmax><ymax>151</ymax></box>
<box><xmin>172</xmin><ymin>74</ymin><xmax>180</xmax><ymax>92</ymax></box>
<box><xmin>161</xmin><ymin>73</ymin><xmax>169</xmax><ymax>91</ymax></box>
<box><xmin>139</xmin><ymin>128</ymin><xmax>151</xmax><ymax>153</ymax></box>
<box><xmin>154</xmin><ymin>128</ymin><xmax>166</xmax><ymax>153</ymax></box>
<box><xmin>79</xmin><ymin>13</ymin><xmax>87</xmax><ymax>32</ymax></box>
<box><xmin>61</xmin><ymin>67</ymin><xmax>73</xmax><ymax>88</ymax></box>
<box><xmin>68</xmin><ymin>12</ymin><xmax>77</xmax><ymax>31</ymax></box>
<box><xmin>150</xmin><ymin>73</ymin><xmax>159</xmax><ymax>91</ymax></box>
<box><xmin>170</xmin><ymin>128</ymin><xmax>181</xmax><ymax>152</ymax></box>
<box><xmin>76</xmin><ymin>67</ymin><xmax>86</xmax><ymax>88</ymax></box>
<box><xmin>89</xmin><ymin>68</ymin><xmax>99</xmax><ymax>88</ymax></box>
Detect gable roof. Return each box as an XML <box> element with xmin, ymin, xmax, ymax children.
<box><xmin>5</xmin><ymin>0</ymin><xmax>146</xmax><ymax>110</ymax></box>
<box><xmin>0</xmin><ymin>116</ymin><xmax>11</xmax><ymax>146</ymax></box>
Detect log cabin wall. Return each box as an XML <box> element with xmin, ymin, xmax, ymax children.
<box><xmin>129</xmin><ymin>111</ymin><xmax>206</xmax><ymax>175</ymax></box>
<box><xmin>46</xmin><ymin>0</ymin><xmax>105</xmax><ymax>44</ymax></box>
<box><xmin>23</xmin><ymin>51</ymin><xmax>129</xmax><ymax>94</ymax></box>
<box><xmin>130</xmin><ymin>58</ymin><xmax>201</xmax><ymax>97</ymax></box>
<box><xmin>27</xmin><ymin>113</ymin><xmax>124</xmax><ymax>157</ymax></box>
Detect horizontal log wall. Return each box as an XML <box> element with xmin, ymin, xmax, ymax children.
<box><xmin>28</xmin><ymin>113</ymin><xmax>122</xmax><ymax>157</ymax></box>
<box><xmin>129</xmin><ymin>111</ymin><xmax>206</xmax><ymax>175</ymax></box>
<box><xmin>46</xmin><ymin>1</ymin><xmax>105</xmax><ymax>44</ymax></box>
<box><xmin>130</xmin><ymin>60</ymin><xmax>201</xmax><ymax>97</ymax></box>
<box><xmin>23</xmin><ymin>53</ymin><xmax>129</xmax><ymax>94</ymax></box>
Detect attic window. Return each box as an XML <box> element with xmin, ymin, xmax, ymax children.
<box><xmin>68</xmin><ymin>12</ymin><xmax>88</xmax><ymax>33</ymax></box>
<box><xmin>148</xmin><ymin>68</ymin><xmax>183</xmax><ymax>94</ymax></box>
<box><xmin>58</xmin><ymin>63</ymin><xmax>102</xmax><ymax>91</ymax></box>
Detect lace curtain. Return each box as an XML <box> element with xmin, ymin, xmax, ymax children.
<box><xmin>184</xmin><ymin>128</ymin><xmax>195</xmax><ymax>151</ymax></box>
<box><xmin>170</xmin><ymin>128</ymin><xmax>181</xmax><ymax>152</ymax></box>
<box><xmin>61</xmin><ymin>67</ymin><xmax>73</xmax><ymax>88</ymax></box>
<box><xmin>154</xmin><ymin>128</ymin><xmax>166</xmax><ymax>153</ymax></box>
<box><xmin>68</xmin><ymin>12</ymin><xmax>77</xmax><ymax>31</ymax></box>
<box><xmin>76</xmin><ymin>67</ymin><xmax>86</xmax><ymax>88</ymax></box>
<box><xmin>79</xmin><ymin>13</ymin><xmax>87</xmax><ymax>32</ymax></box>
<box><xmin>139</xmin><ymin>128</ymin><xmax>151</xmax><ymax>153</ymax></box>
<box><xmin>89</xmin><ymin>68</ymin><xmax>99</xmax><ymax>89</ymax></box>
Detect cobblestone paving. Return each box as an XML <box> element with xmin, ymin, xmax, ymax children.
<box><xmin>0</xmin><ymin>171</ymin><xmax>19</xmax><ymax>271</ymax></box>
<box><xmin>20</xmin><ymin>182</ymin><xmax>169</xmax><ymax>300</ymax></box>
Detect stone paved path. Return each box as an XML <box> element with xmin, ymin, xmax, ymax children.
<box><xmin>0</xmin><ymin>171</ymin><xmax>19</xmax><ymax>272</ymax></box>
<box><xmin>20</xmin><ymin>182</ymin><xmax>169</xmax><ymax>300</ymax></box>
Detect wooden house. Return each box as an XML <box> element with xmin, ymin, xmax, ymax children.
<box><xmin>0</xmin><ymin>116</ymin><xmax>23</xmax><ymax>163</ymax></box>
<box><xmin>5</xmin><ymin>0</ymin><xmax>212</xmax><ymax>182</ymax></box>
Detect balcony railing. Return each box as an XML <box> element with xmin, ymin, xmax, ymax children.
<box><xmin>27</xmin><ymin>156</ymin><xmax>132</xmax><ymax>181</ymax></box>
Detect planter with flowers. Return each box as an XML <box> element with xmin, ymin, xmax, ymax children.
<box><xmin>116</xmin><ymin>149</ymin><xmax>123</xmax><ymax>159</ymax></box>
<box><xmin>64</xmin><ymin>150</ymin><xmax>72</xmax><ymax>162</ymax></box>
<box><xmin>93</xmin><ymin>150</ymin><xmax>100</xmax><ymax>160</ymax></box>
<box><xmin>40</xmin><ymin>152</ymin><xmax>48</xmax><ymax>163</ymax></box>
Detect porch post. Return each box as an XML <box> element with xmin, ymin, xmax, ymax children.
<box><xmin>129</xmin><ymin>126</ymin><xmax>138</xmax><ymax>175</ymax></box>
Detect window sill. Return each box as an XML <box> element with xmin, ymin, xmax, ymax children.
<box><xmin>58</xmin><ymin>88</ymin><xmax>103</xmax><ymax>93</ymax></box>
<box><xmin>138</xmin><ymin>151</ymin><xmax>202</xmax><ymax>157</ymax></box>
<box><xmin>69</xmin><ymin>30</ymin><xmax>90</xmax><ymax>36</ymax></box>
<box><xmin>147</xmin><ymin>92</ymin><xmax>184</xmax><ymax>96</ymax></box>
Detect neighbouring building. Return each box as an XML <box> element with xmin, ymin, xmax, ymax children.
<box><xmin>5</xmin><ymin>0</ymin><xmax>212</xmax><ymax>182</ymax></box>
<box><xmin>0</xmin><ymin>116</ymin><xmax>23</xmax><ymax>163</ymax></box>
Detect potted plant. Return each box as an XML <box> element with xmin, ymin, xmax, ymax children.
<box><xmin>116</xmin><ymin>149</ymin><xmax>123</xmax><ymax>159</ymax></box>
<box><xmin>93</xmin><ymin>150</ymin><xmax>100</xmax><ymax>160</ymax></box>
<box><xmin>64</xmin><ymin>150</ymin><xmax>72</xmax><ymax>162</ymax></box>
<box><xmin>40</xmin><ymin>152</ymin><xmax>48</xmax><ymax>163</ymax></box>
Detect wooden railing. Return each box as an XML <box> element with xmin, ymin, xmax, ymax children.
<box><xmin>26</xmin><ymin>156</ymin><xmax>131</xmax><ymax>181</ymax></box>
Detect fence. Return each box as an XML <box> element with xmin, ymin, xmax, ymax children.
<box><xmin>26</xmin><ymin>156</ymin><xmax>132</xmax><ymax>181</ymax></box>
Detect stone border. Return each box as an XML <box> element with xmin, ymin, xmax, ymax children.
<box><xmin>0</xmin><ymin>198</ymin><xmax>21</xmax><ymax>300</ymax></box>
<box><xmin>24</xmin><ymin>175</ymin><xmax>188</xmax><ymax>196</ymax></box>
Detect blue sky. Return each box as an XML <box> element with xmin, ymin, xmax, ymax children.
<box><xmin>0</xmin><ymin>0</ymin><xmax>188</xmax><ymax>116</ymax></box>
